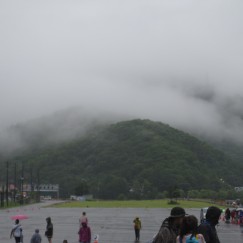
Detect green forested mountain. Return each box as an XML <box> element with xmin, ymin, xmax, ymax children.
<box><xmin>2</xmin><ymin>119</ymin><xmax>243</xmax><ymax>199</ymax></box>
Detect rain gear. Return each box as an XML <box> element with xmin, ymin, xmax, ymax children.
<box><xmin>45</xmin><ymin>217</ymin><xmax>53</xmax><ymax>239</ymax></box>
<box><xmin>78</xmin><ymin>222</ymin><xmax>91</xmax><ymax>243</ymax></box>
<box><xmin>152</xmin><ymin>218</ymin><xmax>179</xmax><ymax>243</ymax></box>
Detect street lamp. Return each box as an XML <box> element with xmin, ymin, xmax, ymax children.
<box><xmin>20</xmin><ymin>177</ymin><xmax>24</xmax><ymax>205</ymax></box>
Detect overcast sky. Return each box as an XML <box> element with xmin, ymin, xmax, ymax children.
<box><xmin>1</xmin><ymin>0</ymin><xmax>243</xmax><ymax>142</ymax></box>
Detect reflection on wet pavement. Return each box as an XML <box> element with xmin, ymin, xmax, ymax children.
<box><xmin>1</xmin><ymin>202</ymin><xmax>243</xmax><ymax>243</ymax></box>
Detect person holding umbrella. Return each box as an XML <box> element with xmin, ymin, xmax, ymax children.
<box><xmin>45</xmin><ymin>217</ymin><xmax>53</xmax><ymax>243</ymax></box>
<box><xmin>10</xmin><ymin>219</ymin><xmax>23</xmax><ymax>243</ymax></box>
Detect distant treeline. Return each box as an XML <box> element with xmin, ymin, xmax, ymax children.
<box><xmin>1</xmin><ymin>119</ymin><xmax>243</xmax><ymax>200</ymax></box>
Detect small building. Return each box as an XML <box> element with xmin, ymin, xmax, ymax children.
<box><xmin>70</xmin><ymin>194</ymin><xmax>93</xmax><ymax>201</ymax></box>
<box><xmin>24</xmin><ymin>184</ymin><xmax>59</xmax><ymax>198</ymax></box>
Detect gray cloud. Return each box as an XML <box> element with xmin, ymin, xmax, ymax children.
<box><xmin>1</xmin><ymin>0</ymin><xmax>243</xmax><ymax>148</ymax></box>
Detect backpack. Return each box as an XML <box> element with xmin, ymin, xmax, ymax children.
<box><xmin>180</xmin><ymin>234</ymin><xmax>199</xmax><ymax>243</ymax></box>
<box><xmin>13</xmin><ymin>225</ymin><xmax>22</xmax><ymax>237</ymax></box>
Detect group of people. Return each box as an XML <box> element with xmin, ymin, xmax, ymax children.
<box><xmin>10</xmin><ymin>217</ymin><xmax>53</xmax><ymax>243</ymax></box>
<box><xmin>10</xmin><ymin>207</ymin><xmax>222</xmax><ymax>243</ymax></box>
<box><xmin>151</xmin><ymin>206</ymin><xmax>221</xmax><ymax>243</ymax></box>
<box><xmin>133</xmin><ymin>206</ymin><xmax>221</xmax><ymax>243</ymax></box>
<box><xmin>224</xmin><ymin>207</ymin><xmax>243</xmax><ymax>225</ymax></box>
<box><xmin>10</xmin><ymin>211</ymin><xmax>93</xmax><ymax>243</ymax></box>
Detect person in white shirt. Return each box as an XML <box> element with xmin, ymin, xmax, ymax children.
<box><xmin>79</xmin><ymin>212</ymin><xmax>88</xmax><ymax>226</ymax></box>
<box><xmin>10</xmin><ymin>219</ymin><xmax>23</xmax><ymax>243</ymax></box>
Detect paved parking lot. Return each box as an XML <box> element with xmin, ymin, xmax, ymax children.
<box><xmin>1</xmin><ymin>201</ymin><xmax>243</xmax><ymax>243</ymax></box>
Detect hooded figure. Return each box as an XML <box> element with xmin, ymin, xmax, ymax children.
<box><xmin>224</xmin><ymin>208</ymin><xmax>231</xmax><ymax>222</ymax></box>
<box><xmin>45</xmin><ymin>217</ymin><xmax>53</xmax><ymax>243</ymax></box>
<box><xmin>198</xmin><ymin>206</ymin><xmax>221</xmax><ymax>243</ymax></box>
<box><xmin>153</xmin><ymin>207</ymin><xmax>187</xmax><ymax>243</ymax></box>
<box><xmin>133</xmin><ymin>217</ymin><xmax>142</xmax><ymax>241</ymax></box>
<box><xmin>78</xmin><ymin>222</ymin><xmax>91</xmax><ymax>243</ymax></box>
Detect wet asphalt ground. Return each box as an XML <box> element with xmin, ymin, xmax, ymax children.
<box><xmin>1</xmin><ymin>201</ymin><xmax>243</xmax><ymax>243</ymax></box>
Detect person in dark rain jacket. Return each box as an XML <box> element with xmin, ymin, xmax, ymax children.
<box><xmin>78</xmin><ymin>222</ymin><xmax>91</xmax><ymax>243</ymax></box>
<box><xmin>45</xmin><ymin>217</ymin><xmax>53</xmax><ymax>243</ymax></box>
<box><xmin>198</xmin><ymin>206</ymin><xmax>221</xmax><ymax>243</ymax></box>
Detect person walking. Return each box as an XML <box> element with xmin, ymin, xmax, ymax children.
<box><xmin>237</xmin><ymin>209</ymin><xmax>243</xmax><ymax>233</ymax></box>
<box><xmin>176</xmin><ymin>215</ymin><xmax>205</xmax><ymax>243</ymax></box>
<box><xmin>78</xmin><ymin>222</ymin><xmax>91</xmax><ymax>243</ymax></box>
<box><xmin>152</xmin><ymin>207</ymin><xmax>187</xmax><ymax>243</ymax></box>
<box><xmin>133</xmin><ymin>217</ymin><xmax>142</xmax><ymax>241</ymax></box>
<box><xmin>230</xmin><ymin>209</ymin><xmax>236</xmax><ymax>224</ymax></box>
<box><xmin>224</xmin><ymin>208</ymin><xmax>230</xmax><ymax>223</ymax></box>
<box><xmin>45</xmin><ymin>217</ymin><xmax>53</xmax><ymax>243</ymax></box>
<box><xmin>79</xmin><ymin>212</ymin><xmax>88</xmax><ymax>226</ymax></box>
<box><xmin>30</xmin><ymin>229</ymin><xmax>42</xmax><ymax>243</ymax></box>
<box><xmin>198</xmin><ymin>206</ymin><xmax>221</xmax><ymax>243</ymax></box>
<box><xmin>10</xmin><ymin>219</ymin><xmax>23</xmax><ymax>243</ymax></box>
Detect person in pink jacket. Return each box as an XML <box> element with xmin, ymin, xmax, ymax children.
<box><xmin>78</xmin><ymin>222</ymin><xmax>91</xmax><ymax>243</ymax></box>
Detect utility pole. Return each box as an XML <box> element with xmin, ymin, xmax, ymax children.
<box><xmin>14</xmin><ymin>162</ymin><xmax>17</xmax><ymax>203</ymax></box>
<box><xmin>30</xmin><ymin>166</ymin><xmax>33</xmax><ymax>202</ymax></box>
<box><xmin>6</xmin><ymin>161</ymin><xmax>9</xmax><ymax>206</ymax></box>
<box><xmin>37</xmin><ymin>168</ymin><xmax>40</xmax><ymax>202</ymax></box>
<box><xmin>20</xmin><ymin>161</ymin><xmax>24</xmax><ymax>205</ymax></box>
<box><xmin>1</xmin><ymin>185</ymin><xmax>4</xmax><ymax>207</ymax></box>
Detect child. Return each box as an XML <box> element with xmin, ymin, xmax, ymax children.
<box><xmin>177</xmin><ymin>215</ymin><xmax>205</xmax><ymax>243</ymax></box>
<box><xmin>30</xmin><ymin>229</ymin><xmax>42</xmax><ymax>243</ymax></box>
<box><xmin>93</xmin><ymin>234</ymin><xmax>99</xmax><ymax>243</ymax></box>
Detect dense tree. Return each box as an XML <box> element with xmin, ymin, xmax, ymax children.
<box><xmin>98</xmin><ymin>175</ymin><xmax>129</xmax><ymax>199</ymax></box>
<box><xmin>75</xmin><ymin>180</ymin><xmax>89</xmax><ymax>196</ymax></box>
<box><xmin>1</xmin><ymin>119</ymin><xmax>243</xmax><ymax>199</ymax></box>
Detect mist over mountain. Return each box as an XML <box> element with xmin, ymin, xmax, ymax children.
<box><xmin>0</xmin><ymin>106</ymin><xmax>243</xmax><ymax>165</ymax></box>
<box><xmin>0</xmin><ymin>107</ymin><xmax>130</xmax><ymax>158</ymax></box>
<box><xmin>1</xmin><ymin>0</ymin><xmax>243</xmax><ymax>151</ymax></box>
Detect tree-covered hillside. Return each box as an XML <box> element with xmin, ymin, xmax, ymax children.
<box><xmin>1</xmin><ymin>119</ymin><xmax>242</xmax><ymax>199</ymax></box>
